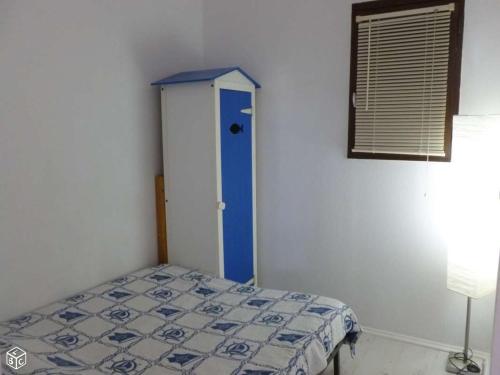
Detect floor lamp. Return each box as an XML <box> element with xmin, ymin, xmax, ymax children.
<box><xmin>446</xmin><ymin>256</ymin><xmax>498</xmax><ymax>374</ymax></box>
<box><xmin>445</xmin><ymin>115</ymin><xmax>500</xmax><ymax>374</ymax></box>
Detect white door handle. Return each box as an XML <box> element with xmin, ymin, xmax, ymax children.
<box><xmin>217</xmin><ymin>201</ymin><xmax>226</xmax><ymax>210</ymax></box>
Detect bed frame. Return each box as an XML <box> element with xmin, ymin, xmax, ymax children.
<box><xmin>327</xmin><ymin>338</ymin><xmax>346</xmax><ymax>374</ymax></box>
<box><xmin>155</xmin><ymin>175</ymin><xmax>168</xmax><ymax>264</ymax></box>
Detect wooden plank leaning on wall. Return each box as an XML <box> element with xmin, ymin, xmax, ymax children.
<box><xmin>155</xmin><ymin>175</ymin><xmax>168</xmax><ymax>264</ymax></box>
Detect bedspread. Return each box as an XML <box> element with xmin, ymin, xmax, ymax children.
<box><xmin>0</xmin><ymin>264</ymin><xmax>360</xmax><ymax>374</ymax></box>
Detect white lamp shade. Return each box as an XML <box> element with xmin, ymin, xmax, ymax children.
<box><xmin>448</xmin><ymin>248</ymin><xmax>499</xmax><ymax>299</ymax></box>
<box><xmin>446</xmin><ymin>116</ymin><xmax>500</xmax><ymax>299</ymax></box>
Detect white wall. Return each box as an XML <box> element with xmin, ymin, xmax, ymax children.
<box><xmin>0</xmin><ymin>0</ymin><xmax>204</xmax><ymax>320</ymax></box>
<box><xmin>492</xmin><ymin>261</ymin><xmax>500</xmax><ymax>373</ymax></box>
<box><xmin>202</xmin><ymin>0</ymin><xmax>500</xmax><ymax>352</ymax></box>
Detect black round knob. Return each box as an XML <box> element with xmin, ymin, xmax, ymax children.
<box><xmin>230</xmin><ymin>123</ymin><xmax>244</xmax><ymax>134</ymax></box>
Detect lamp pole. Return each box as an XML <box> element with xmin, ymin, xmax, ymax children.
<box><xmin>464</xmin><ymin>296</ymin><xmax>472</xmax><ymax>362</ymax></box>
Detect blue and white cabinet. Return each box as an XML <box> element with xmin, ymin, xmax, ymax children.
<box><xmin>152</xmin><ymin>67</ymin><xmax>260</xmax><ymax>284</ymax></box>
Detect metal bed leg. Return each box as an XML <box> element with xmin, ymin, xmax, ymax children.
<box><xmin>327</xmin><ymin>339</ymin><xmax>345</xmax><ymax>375</ymax></box>
<box><xmin>334</xmin><ymin>351</ymin><xmax>340</xmax><ymax>374</ymax></box>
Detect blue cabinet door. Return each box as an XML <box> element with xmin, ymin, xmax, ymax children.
<box><xmin>220</xmin><ymin>89</ymin><xmax>254</xmax><ymax>283</ymax></box>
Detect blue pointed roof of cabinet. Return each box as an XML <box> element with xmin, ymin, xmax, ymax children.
<box><xmin>151</xmin><ymin>67</ymin><xmax>261</xmax><ymax>88</ymax></box>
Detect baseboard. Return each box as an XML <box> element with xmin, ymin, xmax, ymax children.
<box><xmin>362</xmin><ymin>326</ymin><xmax>491</xmax><ymax>374</ymax></box>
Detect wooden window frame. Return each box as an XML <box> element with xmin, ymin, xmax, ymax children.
<box><xmin>347</xmin><ymin>0</ymin><xmax>465</xmax><ymax>162</ymax></box>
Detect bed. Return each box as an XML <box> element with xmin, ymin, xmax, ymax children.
<box><xmin>0</xmin><ymin>264</ymin><xmax>360</xmax><ymax>374</ymax></box>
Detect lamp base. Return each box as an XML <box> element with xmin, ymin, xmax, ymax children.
<box><xmin>446</xmin><ymin>352</ymin><xmax>482</xmax><ymax>374</ymax></box>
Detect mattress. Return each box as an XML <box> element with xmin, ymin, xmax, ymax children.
<box><xmin>0</xmin><ymin>264</ymin><xmax>360</xmax><ymax>374</ymax></box>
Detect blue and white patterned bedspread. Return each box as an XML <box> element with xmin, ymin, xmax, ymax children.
<box><xmin>0</xmin><ymin>264</ymin><xmax>360</xmax><ymax>374</ymax></box>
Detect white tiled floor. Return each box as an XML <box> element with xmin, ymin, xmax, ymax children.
<box><xmin>322</xmin><ymin>333</ymin><xmax>489</xmax><ymax>375</ymax></box>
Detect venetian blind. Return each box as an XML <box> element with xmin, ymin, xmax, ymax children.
<box><xmin>353</xmin><ymin>4</ymin><xmax>454</xmax><ymax>157</ymax></box>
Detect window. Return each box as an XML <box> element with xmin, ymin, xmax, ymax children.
<box><xmin>348</xmin><ymin>0</ymin><xmax>464</xmax><ymax>161</ymax></box>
